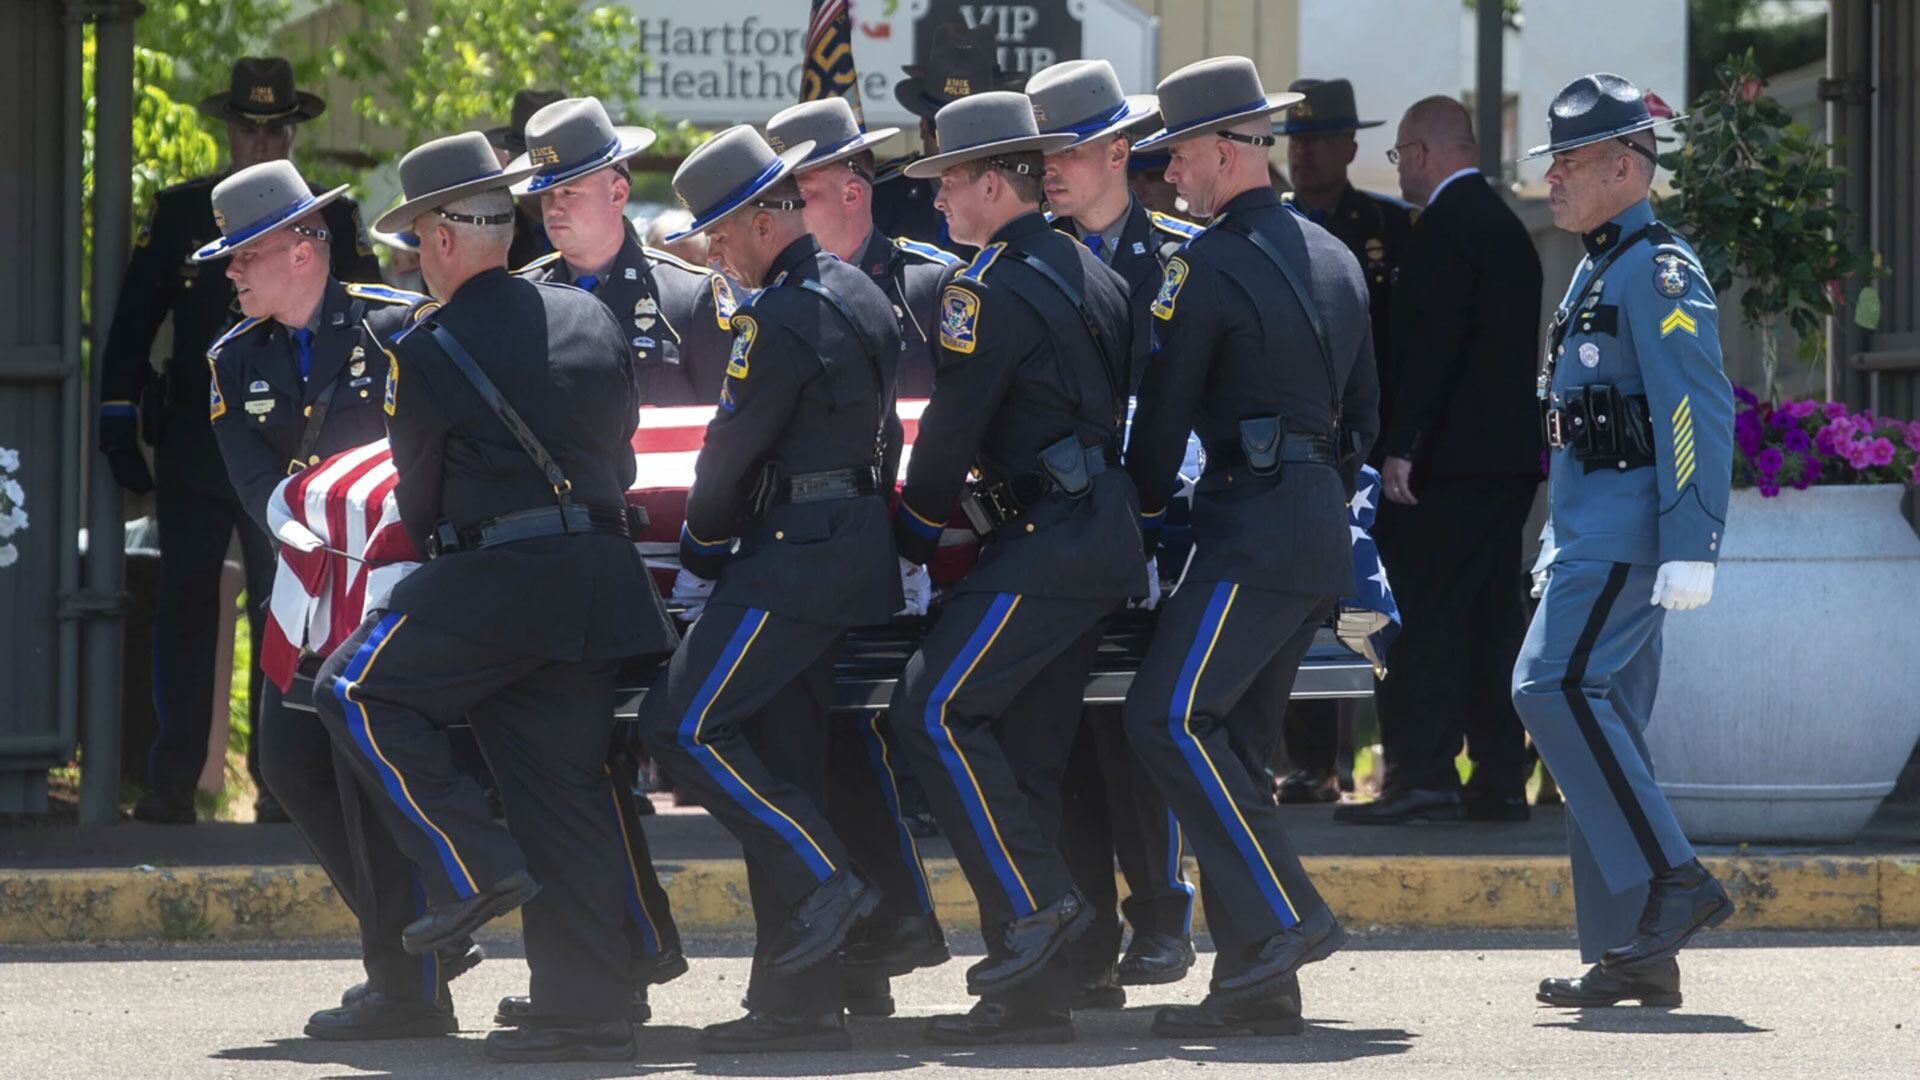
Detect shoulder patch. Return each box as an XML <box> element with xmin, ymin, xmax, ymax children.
<box><xmin>206</xmin><ymin>357</ymin><xmax>226</xmax><ymax>421</ymax></box>
<box><xmin>893</xmin><ymin>237</ymin><xmax>963</xmax><ymax>266</ymax></box>
<box><xmin>383</xmin><ymin>346</ymin><xmax>399</xmax><ymax>416</ymax></box>
<box><xmin>344</xmin><ymin>282</ymin><xmax>426</xmax><ymax>306</ymax></box>
<box><xmin>939</xmin><ymin>285</ymin><xmax>981</xmax><ymax>355</ymax></box>
<box><xmin>1149</xmin><ymin>211</ymin><xmax>1203</xmax><ymax>240</ymax></box>
<box><xmin>1151</xmin><ymin>257</ymin><xmax>1189</xmax><ymax>321</ymax></box>
<box><xmin>207</xmin><ymin>316</ymin><xmax>268</xmax><ymax>359</ymax></box>
<box><xmin>512</xmin><ymin>250</ymin><xmax>564</xmax><ymax>276</ymax></box>
<box><xmin>1653</xmin><ymin>252</ymin><xmax>1693</xmax><ymax>298</ymax></box>
<box><xmin>710</xmin><ymin>275</ymin><xmax>738</xmax><ymax>329</ymax></box>
<box><xmin>726</xmin><ymin>314</ymin><xmax>757</xmax><ymax>379</ymax></box>
<box><xmin>390</xmin><ymin>299</ymin><xmax>441</xmax><ymax>344</ymax></box>
<box><xmin>958</xmin><ymin>242</ymin><xmax>1006</xmax><ymax>286</ymax></box>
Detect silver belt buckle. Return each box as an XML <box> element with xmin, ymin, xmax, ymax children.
<box><xmin>1545</xmin><ymin>410</ymin><xmax>1565</xmax><ymax>450</ymax></box>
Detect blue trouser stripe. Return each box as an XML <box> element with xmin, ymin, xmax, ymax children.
<box><xmin>1166</xmin><ymin>808</ymin><xmax>1195</xmax><ymax>935</ymax></box>
<box><xmin>605</xmin><ymin>782</ymin><xmax>661</xmax><ymax>955</ymax></box>
<box><xmin>862</xmin><ymin>712</ymin><xmax>934</xmax><ymax>913</ymax></box>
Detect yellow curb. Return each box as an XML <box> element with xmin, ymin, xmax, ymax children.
<box><xmin>0</xmin><ymin>854</ymin><xmax>1911</xmax><ymax>944</ymax></box>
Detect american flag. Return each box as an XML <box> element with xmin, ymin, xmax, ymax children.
<box><xmin>801</xmin><ymin>0</ymin><xmax>863</xmax><ymax>119</ymax></box>
<box><xmin>1339</xmin><ymin>465</ymin><xmax>1401</xmax><ymax>675</ymax></box>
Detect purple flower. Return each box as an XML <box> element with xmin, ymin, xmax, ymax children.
<box><xmin>1905</xmin><ymin>423</ymin><xmax>1920</xmax><ymax>453</ymax></box>
<box><xmin>1912</xmin><ymin>460</ymin><xmax>1920</xmax><ymax>487</ymax></box>
<box><xmin>1768</xmin><ymin>409</ymin><xmax>1798</xmax><ymax>430</ymax></box>
<box><xmin>1783</xmin><ymin>428</ymin><xmax>1811</xmax><ymax>453</ymax></box>
<box><xmin>1734</xmin><ymin>385</ymin><xmax>1759</xmax><ymax>407</ymax></box>
<box><xmin>1825</xmin><ymin>401</ymin><xmax>1850</xmax><ymax>419</ymax></box>
<box><xmin>1868</xmin><ymin>437</ymin><xmax>1897</xmax><ymax>467</ymax></box>
<box><xmin>1787</xmin><ymin>399</ymin><xmax>1820</xmax><ymax>418</ymax></box>
<box><xmin>1758</xmin><ymin>478</ymin><xmax>1782</xmax><ymax>497</ymax></box>
<box><xmin>1804</xmin><ymin>455</ymin><xmax>1824</xmax><ymax>485</ymax></box>
<box><xmin>1737</xmin><ymin>426</ymin><xmax>1763</xmax><ymax>456</ymax></box>
<box><xmin>1847</xmin><ymin>443</ymin><xmax>1875</xmax><ymax>470</ymax></box>
<box><xmin>1755</xmin><ymin>447</ymin><xmax>1784</xmax><ymax>476</ymax></box>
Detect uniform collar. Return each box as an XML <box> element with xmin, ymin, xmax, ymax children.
<box><xmin>1583</xmin><ymin>199</ymin><xmax>1655</xmax><ymax>257</ymax></box>
<box><xmin>853</xmin><ymin>226</ymin><xmax>896</xmax><ymax>280</ymax></box>
<box><xmin>1218</xmin><ymin>184</ymin><xmax>1282</xmax><ymax>219</ymax></box>
<box><xmin>558</xmin><ymin>220</ymin><xmax>648</xmax><ymax>288</ymax></box>
<box><xmin>765</xmin><ymin>233</ymin><xmax>821</xmax><ymax>284</ymax></box>
<box><xmin>1069</xmin><ymin>195</ymin><xmax>1135</xmax><ymax>262</ymax></box>
<box><xmin>990</xmin><ymin>209</ymin><xmax>1054</xmax><ymax>247</ymax></box>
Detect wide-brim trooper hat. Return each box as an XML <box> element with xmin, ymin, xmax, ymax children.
<box><xmin>666</xmin><ymin>125</ymin><xmax>816</xmax><ymax>242</ymax></box>
<box><xmin>1025</xmin><ymin>59</ymin><xmax>1159</xmax><ymax>149</ymax></box>
<box><xmin>197</xmin><ymin>57</ymin><xmax>326</xmax><ymax>127</ymax></box>
<box><xmin>485</xmin><ymin>88</ymin><xmax>566</xmax><ymax>155</ymax></box>
<box><xmin>766</xmin><ymin>98</ymin><xmax>900</xmax><ymax>174</ymax></box>
<box><xmin>190</xmin><ymin>160</ymin><xmax>346</xmax><ymax>263</ymax></box>
<box><xmin>1275</xmin><ymin>78</ymin><xmax>1384</xmax><ymax>135</ymax></box>
<box><xmin>508</xmin><ymin>97</ymin><xmax>657</xmax><ymax>195</ymax></box>
<box><xmin>1132</xmin><ymin>56</ymin><xmax>1304</xmax><ymax>153</ymax></box>
<box><xmin>1525</xmin><ymin>72</ymin><xmax>1685</xmax><ymax>158</ymax></box>
<box><xmin>903</xmin><ymin>92</ymin><xmax>1077</xmax><ymax>179</ymax></box>
<box><xmin>374</xmin><ymin>131</ymin><xmax>540</xmax><ymax>235</ymax></box>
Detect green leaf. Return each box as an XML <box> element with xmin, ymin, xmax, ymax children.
<box><xmin>1854</xmin><ymin>286</ymin><xmax>1882</xmax><ymax>330</ymax></box>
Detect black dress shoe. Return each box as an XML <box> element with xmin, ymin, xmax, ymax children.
<box><xmin>925</xmin><ymin>1001</ymin><xmax>1073</xmax><ymax>1045</ymax></box>
<box><xmin>1214</xmin><ymin>905</ymin><xmax>1348</xmax><ymax>1003</ymax></box>
<box><xmin>131</xmin><ymin>788</ymin><xmax>196</xmax><ymax>825</ymax></box>
<box><xmin>1073</xmin><ymin>963</ymin><xmax>1126</xmax><ymax>1009</ymax></box>
<box><xmin>697</xmin><ymin>1010</ymin><xmax>850</xmax><ymax>1053</ymax></box>
<box><xmin>632</xmin><ymin>945</ymin><xmax>689</xmax><ymax>986</ymax></box>
<box><xmin>341</xmin><ymin>939</ymin><xmax>485</xmax><ymax>1007</ymax></box>
<box><xmin>1118</xmin><ymin>931</ymin><xmax>1197</xmax><ymax>986</ymax></box>
<box><xmin>840</xmin><ymin>912</ymin><xmax>950</xmax><ymax>974</ymax></box>
<box><xmin>401</xmin><ymin>870</ymin><xmax>539</xmax><ymax>956</ymax></box>
<box><xmin>1331</xmin><ymin>787</ymin><xmax>1465</xmax><ymax>825</ymax></box>
<box><xmin>965</xmin><ymin>889</ymin><xmax>1092</xmax><ymax>995</ymax></box>
<box><xmin>1601</xmin><ymin>859</ymin><xmax>1733</xmax><ymax>969</ymax></box>
<box><xmin>496</xmin><ymin>988</ymin><xmax>650</xmax><ymax>1027</ymax></box>
<box><xmin>1538</xmin><ymin>959</ymin><xmax>1681</xmax><ymax>1007</ymax></box>
<box><xmin>1463</xmin><ymin>790</ymin><xmax>1531</xmax><ymax>822</ymax></box>
<box><xmin>767</xmin><ymin>870</ymin><xmax>878</xmax><ymax>974</ymax></box>
<box><xmin>1275</xmin><ymin>769</ymin><xmax>1341</xmax><ymax>805</ymax></box>
<box><xmin>304</xmin><ymin>992</ymin><xmax>456</xmax><ymax>1041</ymax></box>
<box><xmin>253</xmin><ymin>792</ymin><xmax>291</xmax><ymax>824</ymax></box>
<box><xmin>844</xmin><ymin>967</ymin><xmax>896</xmax><ymax>1018</ymax></box>
<box><xmin>484</xmin><ymin>1019</ymin><xmax>635</xmax><ymax>1063</ymax></box>
<box><xmin>1151</xmin><ymin>993</ymin><xmax>1305</xmax><ymax>1037</ymax></box>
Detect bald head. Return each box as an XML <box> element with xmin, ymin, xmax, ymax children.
<box><xmin>1394</xmin><ymin>96</ymin><xmax>1479</xmax><ymax>205</ymax></box>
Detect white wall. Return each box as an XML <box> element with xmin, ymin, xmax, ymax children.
<box><xmin>1517</xmin><ymin>0</ymin><xmax>1689</xmax><ymax>189</ymax></box>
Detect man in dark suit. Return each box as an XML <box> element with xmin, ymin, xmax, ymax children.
<box><xmin>1335</xmin><ymin>96</ymin><xmax>1544</xmax><ymax>826</ymax></box>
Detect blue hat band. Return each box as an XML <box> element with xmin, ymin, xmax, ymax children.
<box><xmin>524</xmin><ymin>136</ymin><xmax>624</xmax><ymax>193</ymax></box>
<box><xmin>801</xmin><ymin>130</ymin><xmax>870</xmax><ymax>165</ymax></box>
<box><xmin>220</xmin><ymin>192</ymin><xmax>321</xmax><ymax>248</ymax></box>
<box><xmin>689</xmin><ymin>155</ymin><xmax>789</xmax><ymax>230</ymax></box>
<box><xmin>1051</xmin><ymin>99</ymin><xmax>1133</xmax><ymax>138</ymax></box>
<box><xmin>1164</xmin><ymin>95</ymin><xmax>1274</xmax><ymax>137</ymax></box>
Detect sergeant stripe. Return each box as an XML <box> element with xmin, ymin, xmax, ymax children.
<box><xmin>1673</xmin><ymin>395</ymin><xmax>1696</xmax><ymax>487</ymax></box>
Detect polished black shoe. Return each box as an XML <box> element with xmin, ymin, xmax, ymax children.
<box><xmin>341</xmin><ymin>939</ymin><xmax>485</xmax><ymax>1007</ymax></box>
<box><xmin>1538</xmin><ymin>959</ymin><xmax>1681</xmax><ymax>1007</ymax></box>
<box><xmin>697</xmin><ymin>1010</ymin><xmax>850</xmax><ymax>1053</ymax></box>
<box><xmin>1601</xmin><ymin>859</ymin><xmax>1733</xmax><ymax>969</ymax></box>
<box><xmin>1331</xmin><ymin>786</ymin><xmax>1465</xmax><ymax>825</ymax></box>
<box><xmin>632</xmin><ymin>945</ymin><xmax>690</xmax><ymax>986</ymax></box>
<box><xmin>304</xmin><ymin>992</ymin><xmax>456</xmax><ymax>1041</ymax></box>
<box><xmin>925</xmin><ymin>1001</ymin><xmax>1074</xmax><ymax>1045</ymax></box>
<box><xmin>484</xmin><ymin>1019</ymin><xmax>635</xmax><ymax>1063</ymax></box>
<box><xmin>1463</xmin><ymin>790</ymin><xmax>1531</xmax><ymax>822</ymax></box>
<box><xmin>1118</xmin><ymin>930</ymin><xmax>1197</xmax><ymax>986</ymax></box>
<box><xmin>965</xmin><ymin>889</ymin><xmax>1092</xmax><ymax>995</ymax></box>
<box><xmin>496</xmin><ymin>988</ymin><xmax>650</xmax><ymax>1027</ymax></box>
<box><xmin>1275</xmin><ymin>769</ymin><xmax>1341</xmax><ymax>805</ymax></box>
<box><xmin>253</xmin><ymin>792</ymin><xmax>291</xmax><ymax>824</ymax></box>
<box><xmin>1152</xmin><ymin>991</ymin><xmax>1306</xmax><ymax>1038</ymax></box>
<box><xmin>843</xmin><ymin>967</ymin><xmax>895</xmax><ymax>1018</ymax></box>
<box><xmin>767</xmin><ymin>870</ymin><xmax>878</xmax><ymax>974</ymax></box>
<box><xmin>131</xmin><ymin>788</ymin><xmax>196</xmax><ymax>825</ymax></box>
<box><xmin>1214</xmin><ymin>905</ymin><xmax>1348</xmax><ymax>1003</ymax></box>
<box><xmin>401</xmin><ymin>870</ymin><xmax>540</xmax><ymax>956</ymax></box>
<box><xmin>840</xmin><ymin>912</ymin><xmax>950</xmax><ymax>974</ymax></box>
<box><xmin>1073</xmin><ymin>964</ymin><xmax>1126</xmax><ymax>1010</ymax></box>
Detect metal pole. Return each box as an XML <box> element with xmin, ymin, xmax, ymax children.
<box><xmin>1825</xmin><ymin>0</ymin><xmax>1874</xmax><ymax>407</ymax></box>
<box><xmin>79</xmin><ymin>0</ymin><xmax>142</xmax><ymax>826</ymax></box>
<box><xmin>1475</xmin><ymin>0</ymin><xmax>1504</xmax><ymax>181</ymax></box>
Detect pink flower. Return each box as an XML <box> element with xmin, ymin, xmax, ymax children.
<box><xmin>1847</xmin><ymin>443</ymin><xmax>1875</xmax><ymax>470</ymax></box>
<box><xmin>1786</xmin><ymin>399</ymin><xmax>1819</xmax><ymax>418</ymax></box>
<box><xmin>1825</xmin><ymin>401</ymin><xmax>1849</xmax><ymax>419</ymax></box>
<box><xmin>1868</xmin><ymin>437</ymin><xmax>1897</xmax><ymax>467</ymax></box>
<box><xmin>1912</xmin><ymin>459</ymin><xmax>1920</xmax><ymax>487</ymax></box>
<box><xmin>1904</xmin><ymin>423</ymin><xmax>1920</xmax><ymax>452</ymax></box>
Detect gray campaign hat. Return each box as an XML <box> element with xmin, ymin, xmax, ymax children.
<box><xmin>374</xmin><ymin>131</ymin><xmax>540</xmax><ymax>235</ymax></box>
<box><xmin>1276</xmin><ymin>78</ymin><xmax>1384</xmax><ymax>135</ymax></box>
<box><xmin>765</xmin><ymin>98</ymin><xmax>900</xmax><ymax>174</ymax></box>
<box><xmin>508</xmin><ymin>96</ymin><xmax>657</xmax><ymax>195</ymax></box>
<box><xmin>902</xmin><ymin>91</ymin><xmax>1077</xmax><ymax>179</ymax></box>
<box><xmin>1525</xmin><ymin>72</ymin><xmax>1685</xmax><ymax>158</ymax></box>
<box><xmin>667</xmin><ymin>125</ymin><xmax>816</xmax><ymax>241</ymax></box>
<box><xmin>190</xmin><ymin>160</ymin><xmax>346</xmax><ymax>263</ymax></box>
<box><xmin>1025</xmin><ymin>59</ymin><xmax>1158</xmax><ymax>149</ymax></box>
<box><xmin>485</xmin><ymin>88</ymin><xmax>566</xmax><ymax>155</ymax></box>
<box><xmin>1132</xmin><ymin>56</ymin><xmax>1304</xmax><ymax>153</ymax></box>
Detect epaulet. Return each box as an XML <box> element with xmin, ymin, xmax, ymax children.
<box><xmin>641</xmin><ymin>245</ymin><xmax>711</xmax><ymax>276</ymax></box>
<box><xmin>893</xmin><ymin>237</ymin><xmax>963</xmax><ymax>266</ymax></box>
<box><xmin>512</xmin><ymin>250</ymin><xmax>564</xmax><ymax>276</ymax></box>
<box><xmin>957</xmin><ymin>242</ymin><xmax>1006</xmax><ymax>286</ymax></box>
<box><xmin>344</xmin><ymin>282</ymin><xmax>427</xmax><ymax>306</ymax></box>
<box><xmin>206</xmin><ymin>316</ymin><xmax>267</xmax><ymax>360</ymax></box>
<box><xmin>390</xmin><ymin>300</ymin><xmax>442</xmax><ymax>345</ymax></box>
<box><xmin>1149</xmin><ymin>211</ymin><xmax>1203</xmax><ymax>239</ymax></box>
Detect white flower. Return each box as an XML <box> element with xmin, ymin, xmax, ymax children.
<box><xmin>0</xmin><ymin>447</ymin><xmax>18</xmax><ymax>472</ymax></box>
<box><xmin>0</xmin><ymin>543</ymin><xmax>16</xmax><ymax>568</ymax></box>
<box><xmin>0</xmin><ymin>515</ymin><xmax>13</xmax><ymax>539</ymax></box>
<box><xmin>2</xmin><ymin>478</ymin><xmax>22</xmax><ymax>505</ymax></box>
<box><xmin>10</xmin><ymin>508</ymin><xmax>25</xmax><ymax>529</ymax></box>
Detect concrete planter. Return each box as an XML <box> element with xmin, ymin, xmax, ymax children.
<box><xmin>1647</xmin><ymin>484</ymin><xmax>1920</xmax><ymax>843</ymax></box>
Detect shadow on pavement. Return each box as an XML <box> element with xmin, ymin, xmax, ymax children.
<box><xmin>1533</xmin><ymin>1008</ymin><xmax>1771</xmax><ymax>1035</ymax></box>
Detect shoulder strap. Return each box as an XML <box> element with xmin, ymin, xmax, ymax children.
<box><xmin>421</xmin><ymin>321</ymin><xmax>574</xmax><ymax>508</ymax></box>
<box><xmin>291</xmin><ymin>376</ymin><xmax>342</xmax><ymax>474</ymax></box>
<box><xmin>1540</xmin><ymin>223</ymin><xmax>1661</xmax><ymax>395</ymax></box>
<box><xmin>1003</xmin><ymin>249</ymin><xmax>1127</xmax><ymax>439</ymax></box>
<box><xmin>796</xmin><ymin>279</ymin><xmax>890</xmax><ymax>462</ymax></box>
<box><xmin>1216</xmin><ymin>213</ymin><xmax>1341</xmax><ymax>427</ymax></box>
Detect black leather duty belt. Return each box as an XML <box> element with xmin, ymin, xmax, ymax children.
<box><xmin>776</xmin><ymin>465</ymin><xmax>880</xmax><ymax>506</ymax></box>
<box><xmin>962</xmin><ymin>443</ymin><xmax>1109</xmax><ymax>534</ymax></box>
<box><xmin>1202</xmin><ymin>434</ymin><xmax>1337</xmax><ymax>475</ymax></box>
<box><xmin>428</xmin><ymin>502</ymin><xmax>637</xmax><ymax>557</ymax></box>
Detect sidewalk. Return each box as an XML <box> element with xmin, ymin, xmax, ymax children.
<box><xmin>5</xmin><ymin>803</ymin><xmax>1919</xmax><ymax>943</ymax></box>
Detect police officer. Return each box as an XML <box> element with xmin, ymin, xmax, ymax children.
<box><xmin>1272</xmin><ymin>77</ymin><xmax>1416</xmax><ymax>805</ymax></box>
<box><xmin>195</xmin><ymin>160</ymin><xmax>480</xmax><ymax>1040</ymax></box>
<box><xmin>638</xmin><ymin>126</ymin><xmax>903</xmax><ymax>1053</ymax></box>
<box><xmin>311</xmin><ymin>131</ymin><xmax>678</xmax><ymax>1065</ymax></box>
<box><xmin>764</xmin><ymin>96</ymin><xmax>958</xmax><ymax>1020</ymax></box>
<box><xmin>484</xmin><ymin>88</ymin><xmax>565</xmax><ymax>269</ymax></box>
<box><xmin>1516</xmin><ymin>74</ymin><xmax>1734</xmax><ymax>1009</ymax></box>
<box><xmin>99</xmin><ymin>57</ymin><xmax>380</xmax><ymax>825</ymax></box>
<box><xmin>1120</xmin><ymin>57</ymin><xmax>1378</xmax><ymax>1038</ymax></box>
<box><xmin>1026</xmin><ymin>58</ymin><xmax>1201</xmax><ymax>1004</ymax></box>
<box><xmin>510</xmin><ymin>96</ymin><xmax>736</xmax><ymax>405</ymax></box>
<box><xmin>888</xmin><ymin>91</ymin><xmax>1145</xmax><ymax>1046</ymax></box>
<box><xmin>495</xmin><ymin>95</ymin><xmax>698</xmax><ymax>1030</ymax></box>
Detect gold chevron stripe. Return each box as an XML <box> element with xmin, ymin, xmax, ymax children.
<box><xmin>1661</xmin><ymin>306</ymin><xmax>1698</xmax><ymax>337</ymax></box>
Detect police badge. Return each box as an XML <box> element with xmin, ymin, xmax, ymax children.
<box><xmin>634</xmin><ymin>296</ymin><xmax>659</xmax><ymax>331</ymax></box>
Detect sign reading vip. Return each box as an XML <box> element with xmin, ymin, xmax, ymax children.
<box><xmin>622</xmin><ymin>0</ymin><xmax>1157</xmax><ymax>127</ymax></box>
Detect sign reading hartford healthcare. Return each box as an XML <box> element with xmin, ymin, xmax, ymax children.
<box><xmin>623</xmin><ymin>0</ymin><xmax>1156</xmax><ymax>126</ymax></box>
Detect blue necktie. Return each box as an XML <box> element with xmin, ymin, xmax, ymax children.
<box><xmin>1084</xmin><ymin>234</ymin><xmax>1104</xmax><ymax>260</ymax></box>
<box><xmin>1305</xmin><ymin>207</ymin><xmax>1329</xmax><ymax>225</ymax></box>
<box><xmin>575</xmin><ymin>274</ymin><xmax>600</xmax><ymax>293</ymax></box>
<box><xmin>292</xmin><ymin>327</ymin><xmax>313</xmax><ymax>381</ymax></box>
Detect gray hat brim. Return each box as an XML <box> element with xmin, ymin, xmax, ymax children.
<box><xmin>189</xmin><ymin>184</ymin><xmax>349</xmax><ymax>263</ymax></box>
<box><xmin>373</xmin><ymin>163</ymin><xmax>541</xmax><ymax>236</ymax></box>
<box><xmin>902</xmin><ymin>132</ymin><xmax>1079</xmax><ymax>179</ymax></box>
<box><xmin>794</xmin><ymin>127</ymin><xmax>902</xmax><ymax>173</ymax></box>
<box><xmin>507</xmin><ymin>127</ymin><xmax>659</xmax><ymax>195</ymax></box>
<box><xmin>1048</xmin><ymin>95</ymin><xmax>1161</xmax><ymax>150</ymax></box>
<box><xmin>665</xmin><ymin>141</ymin><xmax>816</xmax><ymax>243</ymax></box>
<box><xmin>1523</xmin><ymin>114</ymin><xmax>1684</xmax><ymax>159</ymax></box>
<box><xmin>1131</xmin><ymin>90</ymin><xmax>1305</xmax><ymax>153</ymax></box>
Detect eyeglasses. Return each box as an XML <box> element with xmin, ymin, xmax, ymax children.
<box><xmin>1386</xmin><ymin>139</ymin><xmax>1424</xmax><ymax>165</ymax></box>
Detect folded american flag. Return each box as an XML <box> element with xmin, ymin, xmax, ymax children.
<box><xmin>1337</xmin><ymin>465</ymin><xmax>1401</xmax><ymax>676</ymax></box>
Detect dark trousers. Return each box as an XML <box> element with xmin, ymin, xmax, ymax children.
<box><xmin>147</xmin><ymin>425</ymin><xmax>273</xmax><ymax>795</ymax></box>
<box><xmin>313</xmin><ymin>611</ymin><xmax>631</xmax><ymax>1023</ymax></box>
<box><xmin>825</xmin><ymin>712</ymin><xmax>937</xmax><ymax>923</ymax></box>
<box><xmin>1123</xmin><ymin>582</ymin><xmax>1332</xmax><ymax>956</ymax></box>
<box><xmin>1372</xmin><ymin>476</ymin><xmax>1538</xmax><ymax>798</ymax></box>
<box><xmin>257</xmin><ymin>678</ymin><xmax>439</xmax><ymax>1002</ymax></box>
<box><xmin>640</xmin><ymin>604</ymin><xmax>848</xmax><ymax>1015</ymax></box>
<box><xmin>607</xmin><ymin>736</ymin><xmax>682</xmax><ymax>968</ymax></box>
<box><xmin>1063</xmin><ymin>703</ymin><xmax>1194</xmax><ymax>980</ymax></box>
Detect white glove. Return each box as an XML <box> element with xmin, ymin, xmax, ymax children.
<box><xmin>1136</xmin><ymin>556</ymin><xmax>1163</xmax><ymax>610</ymax></box>
<box><xmin>671</xmin><ymin>567</ymin><xmax>715</xmax><ymax>621</ymax></box>
<box><xmin>1530</xmin><ymin>567</ymin><xmax>1549</xmax><ymax>600</ymax></box>
<box><xmin>896</xmin><ymin>557</ymin><xmax>931</xmax><ymax>617</ymax></box>
<box><xmin>1335</xmin><ymin>606</ymin><xmax>1390</xmax><ymax>673</ymax></box>
<box><xmin>1650</xmin><ymin>560</ymin><xmax>1715</xmax><ymax>611</ymax></box>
